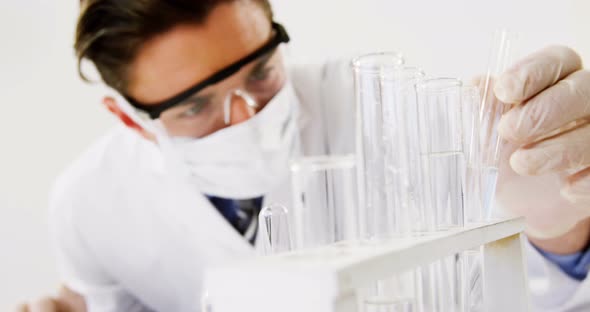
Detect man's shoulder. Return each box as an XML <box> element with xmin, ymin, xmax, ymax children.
<box><xmin>288</xmin><ymin>58</ymin><xmax>356</xmax><ymax>155</ymax></box>
<box><xmin>288</xmin><ymin>58</ymin><xmax>351</xmax><ymax>84</ymax></box>
<box><xmin>50</xmin><ymin>126</ymin><xmax>155</xmax><ymax>211</ymax></box>
<box><xmin>289</xmin><ymin>58</ymin><xmax>354</xmax><ymax>105</ymax></box>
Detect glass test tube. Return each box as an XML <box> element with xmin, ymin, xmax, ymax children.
<box><xmin>415</xmin><ymin>78</ymin><xmax>466</xmax><ymax>312</ymax></box>
<box><xmin>381</xmin><ymin>67</ymin><xmax>427</xmax><ymax>236</ymax></box>
<box><xmin>259</xmin><ymin>203</ymin><xmax>293</xmax><ymax>255</ymax></box>
<box><xmin>290</xmin><ymin>155</ymin><xmax>358</xmax><ymax>250</ymax></box>
<box><xmin>461</xmin><ymin>30</ymin><xmax>519</xmax><ymax>312</ymax></box>
<box><xmin>462</xmin><ymin>86</ymin><xmax>485</xmax><ymax>311</ymax></box>
<box><xmin>416</xmin><ymin>254</ymin><xmax>465</xmax><ymax>312</ymax></box>
<box><xmin>361</xmin><ymin>271</ymin><xmax>418</xmax><ymax>312</ymax></box>
<box><xmin>463</xmin><ymin>249</ymin><xmax>484</xmax><ymax>312</ymax></box>
<box><xmin>353</xmin><ymin>57</ymin><xmax>429</xmax><ymax>311</ymax></box>
<box><xmin>478</xmin><ymin>29</ymin><xmax>519</xmax><ymax>220</ymax></box>
<box><xmin>463</xmin><ymin>86</ymin><xmax>485</xmax><ymax>225</ymax></box>
<box><xmin>352</xmin><ymin>52</ymin><xmax>405</xmax><ymax>240</ymax></box>
<box><xmin>416</xmin><ymin>78</ymin><xmax>466</xmax><ymax>231</ymax></box>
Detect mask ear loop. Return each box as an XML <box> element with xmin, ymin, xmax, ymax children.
<box><xmin>223</xmin><ymin>89</ymin><xmax>260</xmax><ymax>125</ymax></box>
<box><xmin>150</xmin><ymin>118</ymin><xmax>193</xmax><ymax>179</ymax></box>
<box><xmin>111</xmin><ymin>91</ymin><xmax>193</xmax><ymax>180</ymax></box>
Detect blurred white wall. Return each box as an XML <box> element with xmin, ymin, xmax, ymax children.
<box><xmin>274</xmin><ymin>0</ymin><xmax>590</xmax><ymax>78</ymax></box>
<box><xmin>0</xmin><ymin>1</ymin><xmax>113</xmax><ymax>309</ymax></box>
<box><xmin>0</xmin><ymin>0</ymin><xmax>588</xmax><ymax>309</ymax></box>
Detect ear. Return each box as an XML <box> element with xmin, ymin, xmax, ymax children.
<box><xmin>102</xmin><ymin>96</ymin><xmax>155</xmax><ymax>141</ymax></box>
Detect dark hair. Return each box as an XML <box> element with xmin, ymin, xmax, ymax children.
<box><xmin>75</xmin><ymin>0</ymin><xmax>273</xmax><ymax>93</ymax></box>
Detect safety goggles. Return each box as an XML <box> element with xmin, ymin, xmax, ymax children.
<box><xmin>125</xmin><ymin>22</ymin><xmax>290</xmax><ymax>120</ymax></box>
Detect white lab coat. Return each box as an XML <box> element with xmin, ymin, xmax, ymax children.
<box><xmin>50</xmin><ymin>61</ymin><xmax>589</xmax><ymax>312</ymax></box>
<box><xmin>526</xmin><ymin>242</ymin><xmax>590</xmax><ymax>311</ymax></box>
<box><xmin>49</xmin><ymin>61</ymin><xmax>355</xmax><ymax>312</ymax></box>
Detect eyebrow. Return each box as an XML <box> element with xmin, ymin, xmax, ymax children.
<box><xmin>176</xmin><ymin>93</ymin><xmax>214</xmax><ymax>111</ymax></box>
<box><xmin>248</xmin><ymin>49</ymin><xmax>276</xmax><ymax>76</ymax></box>
<box><xmin>126</xmin><ymin>22</ymin><xmax>289</xmax><ymax>119</ymax></box>
<box><xmin>179</xmin><ymin>53</ymin><xmax>275</xmax><ymax>111</ymax></box>
<box><xmin>185</xmin><ymin>50</ymin><xmax>277</xmax><ymax>109</ymax></box>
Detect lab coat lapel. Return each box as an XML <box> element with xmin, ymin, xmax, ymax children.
<box><xmin>158</xmin><ymin>173</ymin><xmax>256</xmax><ymax>261</ymax></box>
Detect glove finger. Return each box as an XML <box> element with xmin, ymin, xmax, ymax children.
<box><xmin>29</xmin><ymin>298</ymin><xmax>57</xmax><ymax>312</ymax></box>
<box><xmin>494</xmin><ymin>45</ymin><xmax>582</xmax><ymax>104</ymax></box>
<box><xmin>498</xmin><ymin>69</ymin><xmax>590</xmax><ymax>144</ymax></box>
<box><xmin>510</xmin><ymin>123</ymin><xmax>590</xmax><ymax>175</ymax></box>
<box><xmin>14</xmin><ymin>303</ymin><xmax>30</xmax><ymax>312</ymax></box>
<box><xmin>562</xmin><ymin>166</ymin><xmax>590</xmax><ymax>206</ymax></box>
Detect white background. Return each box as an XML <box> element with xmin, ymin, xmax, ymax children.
<box><xmin>1</xmin><ymin>0</ymin><xmax>589</xmax><ymax>309</ymax></box>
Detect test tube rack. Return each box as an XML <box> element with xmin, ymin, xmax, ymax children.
<box><xmin>205</xmin><ymin>217</ymin><xmax>529</xmax><ymax>312</ymax></box>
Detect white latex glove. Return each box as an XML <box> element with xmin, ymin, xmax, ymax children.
<box><xmin>15</xmin><ymin>299</ymin><xmax>61</xmax><ymax>312</ymax></box>
<box><xmin>15</xmin><ymin>286</ymin><xmax>86</xmax><ymax>312</ymax></box>
<box><xmin>494</xmin><ymin>45</ymin><xmax>590</xmax><ymax>239</ymax></box>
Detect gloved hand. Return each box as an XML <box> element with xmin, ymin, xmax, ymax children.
<box><xmin>15</xmin><ymin>298</ymin><xmax>62</xmax><ymax>312</ymax></box>
<box><xmin>494</xmin><ymin>45</ymin><xmax>590</xmax><ymax>239</ymax></box>
<box><xmin>15</xmin><ymin>286</ymin><xmax>85</xmax><ymax>312</ymax></box>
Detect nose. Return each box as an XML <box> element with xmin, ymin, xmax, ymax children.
<box><xmin>224</xmin><ymin>90</ymin><xmax>258</xmax><ymax>126</ymax></box>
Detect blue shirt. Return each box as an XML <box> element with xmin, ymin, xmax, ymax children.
<box><xmin>536</xmin><ymin>245</ymin><xmax>590</xmax><ymax>281</ymax></box>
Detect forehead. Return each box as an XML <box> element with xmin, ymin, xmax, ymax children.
<box><xmin>127</xmin><ymin>1</ymin><xmax>272</xmax><ymax>104</ymax></box>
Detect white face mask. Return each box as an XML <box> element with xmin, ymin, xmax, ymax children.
<box><xmin>159</xmin><ymin>82</ymin><xmax>300</xmax><ymax>199</ymax></box>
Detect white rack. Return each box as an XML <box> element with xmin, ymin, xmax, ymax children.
<box><xmin>205</xmin><ymin>217</ymin><xmax>529</xmax><ymax>312</ymax></box>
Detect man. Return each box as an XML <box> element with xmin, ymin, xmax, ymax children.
<box><xmin>18</xmin><ymin>0</ymin><xmax>590</xmax><ymax>311</ymax></box>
